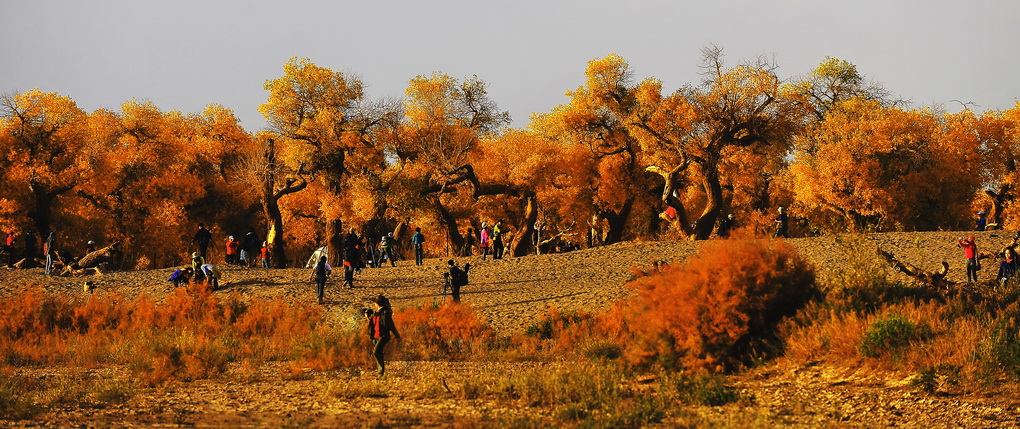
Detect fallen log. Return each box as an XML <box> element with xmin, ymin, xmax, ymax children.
<box><xmin>876</xmin><ymin>247</ymin><xmax>993</xmax><ymax>297</ymax></box>
<box><xmin>61</xmin><ymin>242</ymin><xmax>121</xmax><ymax>276</ymax></box>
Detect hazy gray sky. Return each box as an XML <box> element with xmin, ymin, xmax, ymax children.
<box><xmin>2</xmin><ymin>0</ymin><xmax>1018</xmax><ymax>130</ymax></box>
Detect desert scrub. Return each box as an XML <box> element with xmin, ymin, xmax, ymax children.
<box><xmin>858</xmin><ymin>313</ymin><xmax>932</xmax><ymax>359</ymax></box>
<box><xmin>977</xmin><ymin>314</ymin><xmax>1020</xmax><ymax>379</ymax></box>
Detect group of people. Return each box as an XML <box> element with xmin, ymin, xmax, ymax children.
<box><xmin>460</xmin><ymin>220</ymin><xmax>508</xmax><ymax>260</ymax></box>
<box><xmin>192</xmin><ymin>224</ymin><xmax>269</xmax><ymax>269</ymax></box>
<box><xmin>958</xmin><ymin>228</ymin><xmax>1020</xmax><ymax>287</ymax></box>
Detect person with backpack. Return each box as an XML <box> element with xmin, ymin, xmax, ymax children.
<box><xmin>446</xmin><ymin>259</ymin><xmax>471</xmax><ymax>303</ymax></box>
<box><xmin>958</xmin><ymin>235</ymin><xmax>980</xmax><ymax>283</ymax></box>
<box><xmin>411</xmin><ymin>227</ymin><xmax>425</xmax><ymax>266</ymax></box>
<box><xmin>192</xmin><ymin>224</ymin><xmax>212</xmax><ymax>260</ymax></box>
<box><xmin>364</xmin><ymin>294</ymin><xmax>400</xmax><ymax>376</ymax></box>
<box><xmin>381</xmin><ymin>232</ymin><xmax>396</xmax><ymax>267</ymax></box>
<box><xmin>309</xmin><ymin>255</ymin><xmax>332</xmax><ymax>304</ymax></box>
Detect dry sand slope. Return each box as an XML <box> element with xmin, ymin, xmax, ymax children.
<box><xmin>1</xmin><ymin>230</ymin><xmax>1012</xmax><ymax>332</ymax></box>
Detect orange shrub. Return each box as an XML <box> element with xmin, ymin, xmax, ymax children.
<box><xmin>0</xmin><ymin>285</ymin><xmax>325</xmax><ymax>384</ymax></box>
<box><xmin>617</xmin><ymin>239</ymin><xmax>816</xmax><ymax>372</ymax></box>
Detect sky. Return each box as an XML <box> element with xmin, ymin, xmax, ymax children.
<box><xmin>2</xmin><ymin>0</ymin><xmax>1018</xmax><ymax>131</ymax></box>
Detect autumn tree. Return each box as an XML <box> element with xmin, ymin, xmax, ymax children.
<box><xmin>977</xmin><ymin>103</ymin><xmax>1020</xmax><ymax>228</ymax></box>
<box><xmin>386</xmin><ymin>73</ymin><xmax>515</xmax><ymax>253</ymax></box>
<box><xmin>532</xmin><ymin>55</ymin><xmax>659</xmax><ymax>245</ymax></box>
<box><xmin>792</xmin><ymin>56</ymin><xmax>894</xmax><ymax>121</ymax></box>
<box><xmin>74</xmin><ymin>101</ymin><xmax>257</xmax><ymax>267</ymax></box>
<box><xmin>472</xmin><ymin>129</ymin><xmax>591</xmax><ymax>255</ymax></box>
<box><xmin>622</xmin><ymin>48</ymin><xmax>806</xmax><ymax>239</ymax></box>
<box><xmin>787</xmin><ymin>98</ymin><xmax>982</xmax><ymax>231</ymax></box>
<box><xmin>0</xmin><ymin>90</ymin><xmax>92</xmax><ymax>236</ymax></box>
<box><xmin>259</xmin><ymin>57</ymin><xmax>396</xmax><ymax>265</ymax></box>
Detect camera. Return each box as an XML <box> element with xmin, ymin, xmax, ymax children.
<box><xmin>360</xmin><ymin>308</ymin><xmax>373</xmax><ymax>316</ymax></box>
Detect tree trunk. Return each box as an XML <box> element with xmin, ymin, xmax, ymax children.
<box><xmin>512</xmin><ymin>196</ymin><xmax>538</xmax><ymax>257</ymax></box>
<box><xmin>435</xmin><ymin>200</ymin><xmax>463</xmax><ymax>256</ymax></box>
<box><xmin>693</xmin><ymin>164</ymin><xmax>723</xmax><ymax>240</ymax></box>
<box><xmin>28</xmin><ymin>187</ymin><xmax>54</xmax><ymax>237</ymax></box>
<box><xmin>602</xmin><ymin>198</ymin><xmax>634</xmax><ymax>245</ymax></box>
<box><xmin>646</xmin><ymin>164</ymin><xmax>693</xmax><ymax>239</ymax></box>
<box><xmin>260</xmin><ymin>138</ymin><xmax>307</xmax><ymax>269</ymax></box>
<box><xmin>326</xmin><ymin>218</ymin><xmax>344</xmax><ymax>267</ymax></box>
<box><xmin>987</xmin><ymin>185</ymin><xmax>1011</xmax><ymax>228</ymax></box>
<box><xmin>265</xmin><ymin>199</ymin><xmax>288</xmax><ymax>268</ymax></box>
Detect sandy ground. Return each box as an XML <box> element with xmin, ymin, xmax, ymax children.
<box><xmin>4</xmin><ymin>231</ymin><xmax>1020</xmax><ymax>427</ymax></box>
<box><xmin>1</xmin><ymin>230</ymin><xmax>1013</xmax><ymax>333</ymax></box>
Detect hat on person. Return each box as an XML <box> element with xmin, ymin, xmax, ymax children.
<box><xmin>192</xmin><ymin>252</ymin><xmax>199</xmax><ymax>258</ymax></box>
<box><xmin>87</xmin><ymin>240</ymin><xmax>95</xmax><ymax>245</ymax></box>
<box><xmin>228</xmin><ymin>235</ymin><xmax>234</xmax><ymax>240</ymax></box>
<box><xmin>978</xmin><ymin>210</ymin><xmax>986</xmax><ymax>215</ymax></box>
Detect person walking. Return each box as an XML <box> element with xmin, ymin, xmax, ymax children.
<box><xmin>309</xmin><ymin>255</ymin><xmax>332</xmax><ymax>304</ymax></box>
<box><xmin>479</xmin><ymin>222</ymin><xmax>491</xmax><ymax>261</ymax></box>
<box><xmin>43</xmin><ymin>232</ymin><xmax>55</xmax><ymax>275</ymax></box>
<box><xmin>446</xmin><ymin>259</ymin><xmax>471</xmax><ymax>303</ymax></box>
<box><xmin>411</xmin><ymin>227</ymin><xmax>425</xmax><ymax>266</ymax></box>
<box><xmin>192</xmin><ymin>224</ymin><xmax>212</xmax><ymax>260</ymax></box>
<box><xmin>365</xmin><ymin>294</ymin><xmax>400</xmax><ymax>376</ymax></box>
<box><xmin>958</xmin><ymin>235</ymin><xmax>980</xmax><ymax>283</ymax></box>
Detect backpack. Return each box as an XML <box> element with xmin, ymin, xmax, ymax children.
<box><xmin>451</xmin><ymin>263</ymin><xmax>470</xmax><ymax>287</ymax></box>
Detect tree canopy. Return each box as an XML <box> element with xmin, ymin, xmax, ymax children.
<box><xmin>2</xmin><ymin>51</ymin><xmax>1015</xmax><ymax>268</ymax></box>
